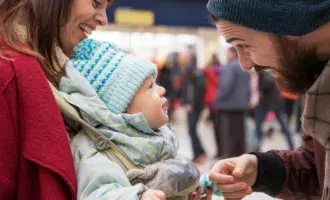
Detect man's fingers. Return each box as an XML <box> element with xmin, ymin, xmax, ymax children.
<box><xmin>217</xmin><ymin>182</ymin><xmax>248</xmax><ymax>193</ymax></box>
<box><xmin>210</xmin><ymin>159</ymin><xmax>238</xmax><ymax>179</ymax></box>
<box><xmin>233</xmin><ymin>158</ymin><xmax>249</xmax><ymax>178</ymax></box>
<box><xmin>222</xmin><ymin>187</ymin><xmax>253</xmax><ymax>199</ymax></box>
<box><xmin>209</xmin><ymin>172</ymin><xmax>235</xmax><ymax>184</ymax></box>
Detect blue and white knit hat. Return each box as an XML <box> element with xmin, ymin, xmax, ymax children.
<box><xmin>70</xmin><ymin>38</ymin><xmax>157</xmax><ymax>114</ymax></box>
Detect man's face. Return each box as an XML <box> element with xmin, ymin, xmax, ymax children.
<box><xmin>216</xmin><ymin>20</ymin><xmax>325</xmax><ymax>94</ymax></box>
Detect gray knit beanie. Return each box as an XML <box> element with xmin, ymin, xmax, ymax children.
<box><xmin>207</xmin><ymin>0</ymin><xmax>330</xmax><ymax>36</ymax></box>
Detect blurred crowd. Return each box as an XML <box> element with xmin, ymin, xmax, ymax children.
<box><xmin>156</xmin><ymin>46</ymin><xmax>303</xmax><ymax>165</ymax></box>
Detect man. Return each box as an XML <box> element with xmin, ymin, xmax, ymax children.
<box><xmin>207</xmin><ymin>0</ymin><xmax>330</xmax><ymax>199</ymax></box>
<box><xmin>213</xmin><ymin>47</ymin><xmax>250</xmax><ymax>158</ymax></box>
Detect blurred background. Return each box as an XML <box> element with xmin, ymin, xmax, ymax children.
<box><xmin>91</xmin><ymin>0</ymin><xmax>228</xmax><ymax>67</ymax></box>
<box><xmin>91</xmin><ymin>1</ymin><xmax>304</xmax><ymax>199</ymax></box>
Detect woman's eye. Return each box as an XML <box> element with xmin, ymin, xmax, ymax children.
<box><xmin>93</xmin><ymin>0</ymin><xmax>101</xmax><ymax>8</ymax></box>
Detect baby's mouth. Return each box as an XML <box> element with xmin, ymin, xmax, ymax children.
<box><xmin>162</xmin><ymin>100</ymin><xmax>169</xmax><ymax>112</ymax></box>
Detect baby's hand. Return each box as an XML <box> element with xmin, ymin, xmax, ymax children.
<box><xmin>189</xmin><ymin>187</ymin><xmax>212</xmax><ymax>200</ymax></box>
<box><xmin>141</xmin><ymin>189</ymin><xmax>166</xmax><ymax>200</ymax></box>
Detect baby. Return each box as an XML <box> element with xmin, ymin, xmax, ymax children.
<box><xmin>59</xmin><ymin>38</ymin><xmax>201</xmax><ymax>200</ymax></box>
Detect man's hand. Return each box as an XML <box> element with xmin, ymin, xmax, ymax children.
<box><xmin>209</xmin><ymin>154</ymin><xmax>258</xmax><ymax>199</ymax></box>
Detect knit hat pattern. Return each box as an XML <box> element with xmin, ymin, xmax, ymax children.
<box><xmin>207</xmin><ymin>0</ymin><xmax>330</xmax><ymax>36</ymax></box>
<box><xmin>70</xmin><ymin>38</ymin><xmax>157</xmax><ymax>114</ymax></box>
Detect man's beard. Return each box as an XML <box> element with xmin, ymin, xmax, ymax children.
<box><xmin>255</xmin><ymin>36</ymin><xmax>327</xmax><ymax>94</ymax></box>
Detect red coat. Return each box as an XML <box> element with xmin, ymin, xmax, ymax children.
<box><xmin>203</xmin><ymin>67</ymin><xmax>219</xmax><ymax>105</ymax></box>
<box><xmin>0</xmin><ymin>49</ymin><xmax>77</xmax><ymax>199</ymax></box>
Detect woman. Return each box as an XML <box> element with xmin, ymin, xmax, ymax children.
<box><xmin>203</xmin><ymin>54</ymin><xmax>221</xmax><ymax>157</ymax></box>
<box><xmin>0</xmin><ymin>0</ymin><xmax>110</xmax><ymax>199</ymax></box>
<box><xmin>203</xmin><ymin>53</ymin><xmax>221</xmax><ymax>116</ymax></box>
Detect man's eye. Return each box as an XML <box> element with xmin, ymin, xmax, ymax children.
<box><xmin>238</xmin><ymin>44</ymin><xmax>249</xmax><ymax>50</ymax></box>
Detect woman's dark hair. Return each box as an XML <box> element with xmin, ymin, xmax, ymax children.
<box><xmin>0</xmin><ymin>0</ymin><xmax>72</xmax><ymax>86</ymax></box>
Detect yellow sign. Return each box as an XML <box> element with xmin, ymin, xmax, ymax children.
<box><xmin>115</xmin><ymin>8</ymin><xmax>155</xmax><ymax>26</ymax></box>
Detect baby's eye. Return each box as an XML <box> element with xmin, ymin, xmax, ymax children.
<box><xmin>93</xmin><ymin>0</ymin><xmax>101</xmax><ymax>8</ymax></box>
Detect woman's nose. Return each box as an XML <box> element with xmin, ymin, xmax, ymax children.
<box><xmin>96</xmin><ymin>10</ymin><xmax>108</xmax><ymax>26</ymax></box>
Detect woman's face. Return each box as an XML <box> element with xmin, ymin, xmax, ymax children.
<box><xmin>60</xmin><ymin>0</ymin><xmax>111</xmax><ymax>56</ymax></box>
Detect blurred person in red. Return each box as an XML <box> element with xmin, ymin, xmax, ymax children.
<box><xmin>203</xmin><ymin>53</ymin><xmax>221</xmax><ymax>120</ymax></box>
<box><xmin>203</xmin><ymin>53</ymin><xmax>222</xmax><ymax>157</ymax></box>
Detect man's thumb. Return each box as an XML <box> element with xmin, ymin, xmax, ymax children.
<box><xmin>233</xmin><ymin>157</ymin><xmax>249</xmax><ymax>177</ymax></box>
